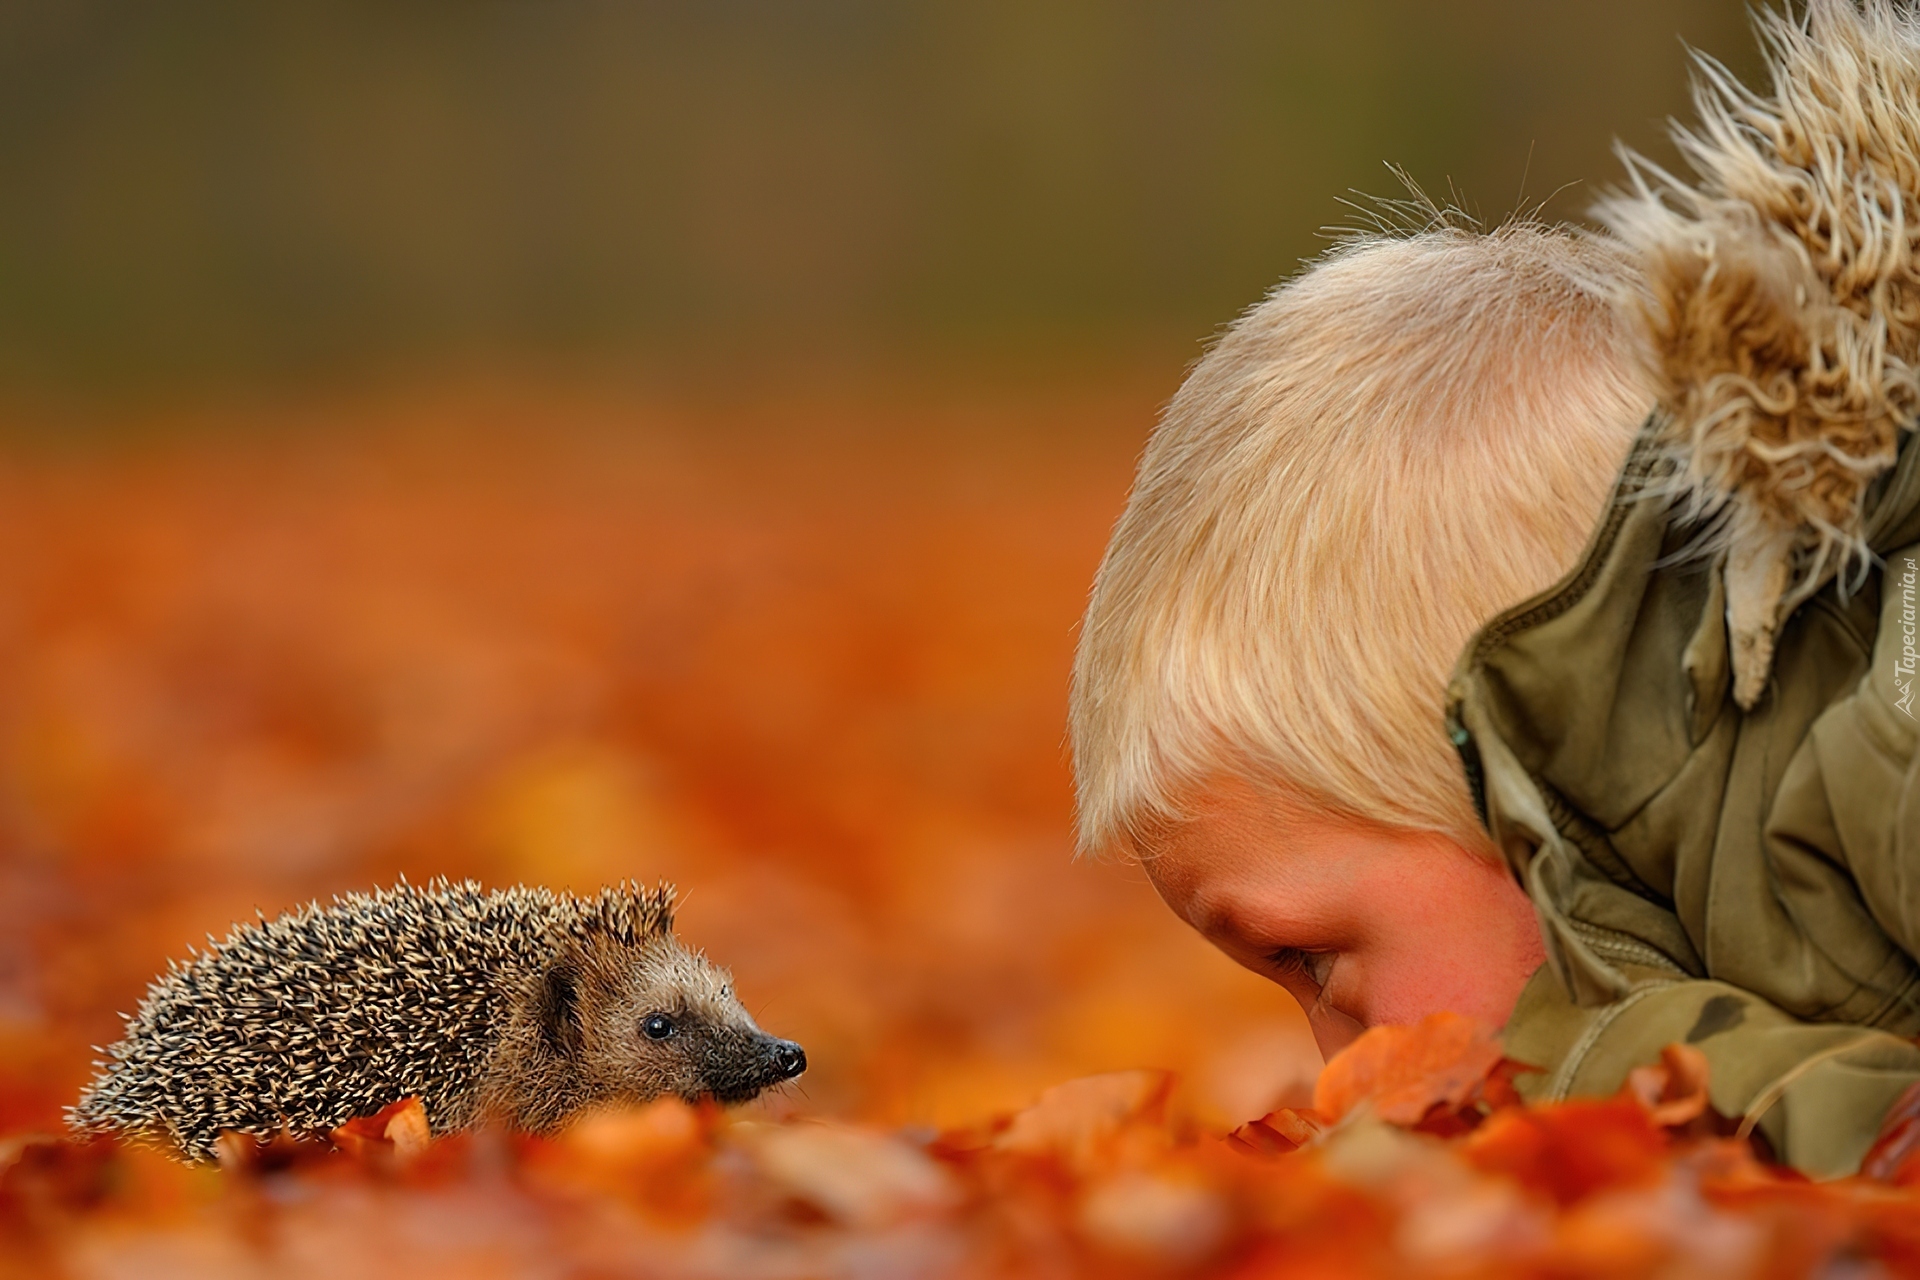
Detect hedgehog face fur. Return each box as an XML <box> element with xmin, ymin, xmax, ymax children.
<box><xmin>487</xmin><ymin>926</ymin><xmax>807</xmax><ymax>1129</ymax></box>
<box><xmin>70</xmin><ymin>880</ymin><xmax>806</xmax><ymax>1162</ymax></box>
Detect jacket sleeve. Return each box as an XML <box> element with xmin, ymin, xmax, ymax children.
<box><xmin>1776</xmin><ymin>534</ymin><xmax>1920</xmax><ymax>962</ymax></box>
<box><xmin>1504</xmin><ymin>962</ymin><xmax>1920</xmax><ymax>1179</ymax></box>
<box><xmin>1505</xmin><ymin>959</ymin><xmax>1920</xmax><ymax>1182</ymax></box>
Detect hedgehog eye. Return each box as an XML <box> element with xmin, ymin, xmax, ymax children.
<box><xmin>641</xmin><ymin>1014</ymin><xmax>676</xmax><ymax>1041</ymax></box>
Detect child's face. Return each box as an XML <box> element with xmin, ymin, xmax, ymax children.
<box><xmin>1138</xmin><ymin>775</ymin><xmax>1545</xmax><ymax>1059</ymax></box>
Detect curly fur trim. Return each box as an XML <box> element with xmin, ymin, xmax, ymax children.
<box><xmin>1597</xmin><ymin>0</ymin><xmax>1920</xmax><ymax>705</ymax></box>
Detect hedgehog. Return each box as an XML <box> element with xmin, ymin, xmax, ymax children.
<box><xmin>68</xmin><ymin>879</ymin><xmax>806</xmax><ymax>1162</ymax></box>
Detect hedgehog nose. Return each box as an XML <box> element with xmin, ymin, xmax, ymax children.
<box><xmin>772</xmin><ymin>1040</ymin><xmax>807</xmax><ymax>1080</ymax></box>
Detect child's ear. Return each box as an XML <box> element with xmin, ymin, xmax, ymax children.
<box><xmin>536</xmin><ymin>959</ymin><xmax>584</xmax><ymax>1059</ymax></box>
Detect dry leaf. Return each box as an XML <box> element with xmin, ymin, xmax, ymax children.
<box><xmin>331</xmin><ymin>1097</ymin><xmax>432</xmax><ymax>1165</ymax></box>
<box><xmin>1624</xmin><ymin>1043</ymin><xmax>1713</xmax><ymax>1129</ymax></box>
<box><xmin>1227</xmin><ymin>1107</ymin><xmax>1328</xmax><ymax>1157</ymax></box>
<box><xmin>1862</xmin><ymin>1080</ymin><xmax>1920</xmax><ymax>1184</ymax></box>
<box><xmin>1077</xmin><ymin>1171</ymin><xmax>1230</xmax><ymax>1265</ymax></box>
<box><xmin>1313</xmin><ymin>1011</ymin><xmax>1507</xmax><ymax>1128</ymax></box>
<box><xmin>1461</xmin><ymin>1097</ymin><xmax>1669</xmax><ymax>1207</ymax></box>
<box><xmin>559</xmin><ymin>1098</ymin><xmax>711</xmax><ymax>1172</ymax></box>
<box><xmin>994</xmin><ymin>1070</ymin><xmax>1172</xmax><ymax>1170</ymax></box>
<box><xmin>745</xmin><ymin>1121</ymin><xmax>959</xmax><ymax>1228</ymax></box>
<box><xmin>212</xmin><ymin>1129</ymin><xmax>336</xmax><ymax>1176</ymax></box>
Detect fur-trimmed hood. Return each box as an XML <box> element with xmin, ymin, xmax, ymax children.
<box><xmin>1599</xmin><ymin>0</ymin><xmax>1920</xmax><ymax>706</ymax></box>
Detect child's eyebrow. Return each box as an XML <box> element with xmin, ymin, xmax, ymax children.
<box><xmin>1185</xmin><ymin>893</ymin><xmax>1268</xmax><ymax>948</ymax></box>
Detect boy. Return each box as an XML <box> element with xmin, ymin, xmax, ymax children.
<box><xmin>1072</xmin><ymin>0</ymin><xmax>1920</xmax><ymax>1177</ymax></box>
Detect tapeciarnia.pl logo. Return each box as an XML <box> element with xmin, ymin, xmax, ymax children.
<box><xmin>1898</xmin><ymin>556</ymin><xmax>1918</xmax><ymax>719</ymax></box>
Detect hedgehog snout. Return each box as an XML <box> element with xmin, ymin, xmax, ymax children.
<box><xmin>701</xmin><ymin>1029</ymin><xmax>808</xmax><ymax>1103</ymax></box>
<box><xmin>737</xmin><ymin>1030</ymin><xmax>807</xmax><ymax>1091</ymax></box>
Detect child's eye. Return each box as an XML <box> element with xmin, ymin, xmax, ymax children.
<box><xmin>1268</xmin><ymin>948</ymin><xmax>1335</xmax><ymax>989</ymax></box>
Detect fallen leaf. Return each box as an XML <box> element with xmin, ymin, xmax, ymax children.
<box><xmin>1861</xmin><ymin>1080</ymin><xmax>1920</xmax><ymax>1184</ymax></box>
<box><xmin>560</xmin><ymin>1098</ymin><xmax>711</xmax><ymax>1171</ymax></box>
<box><xmin>745</xmin><ymin>1121</ymin><xmax>960</xmax><ymax>1228</ymax></box>
<box><xmin>1461</xmin><ymin>1096</ymin><xmax>1669</xmax><ymax>1207</ymax></box>
<box><xmin>1313</xmin><ymin>1012</ymin><xmax>1507</xmax><ymax>1128</ymax></box>
<box><xmin>0</xmin><ymin>1136</ymin><xmax>117</xmax><ymax>1217</ymax></box>
<box><xmin>1624</xmin><ymin>1043</ymin><xmax>1714</xmax><ymax>1130</ymax></box>
<box><xmin>1078</xmin><ymin>1171</ymin><xmax>1231</xmax><ymax>1265</ymax></box>
<box><xmin>1476</xmin><ymin>1058</ymin><xmax>1535</xmax><ymax>1112</ymax></box>
<box><xmin>994</xmin><ymin>1070</ymin><xmax>1172</xmax><ymax>1171</ymax></box>
<box><xmin>213</xmin><ymin>1129</ymin><xmax>335</xmax><ymax>1176</ymax></box>
<box><xmin>1226</xmin><ymin>1108</ymin><xmax>1328</xmax><ymax>1157</ymax></box>
<box><xmin>331</xmin><ymin>1097</ymin><xmax>433</xmax><ymax>1166</ymax></box>
<box><xmin>383</xmin><ymin>1098</ymin><xmax>432</xmax><ymax>1159</ymax></box>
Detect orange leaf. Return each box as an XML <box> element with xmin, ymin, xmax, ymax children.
<box><xmin>330</xmin><ymin>1097</ymin><xmax>432</xmax><ymax>1165</ymax></box>
<box><xmin>747</xmin><ymin>1122</ymin><xmax>960</xmax><ymax>1228</ymax></box>
<box><xmin>994</xmin><ymin>1070</ymin><xmax>1172</xmax><ymax>1171</ymax></box>
<box><xmin>1623</xmin><ymin>1042</ymin><xmax>1712</xmax><ymax>1129</ymax></box>
<box><xmin>0</xmin><ymin>1136</ymin><xmax>118</xmax><ymax>1214</ymax></box>
<box><xmin>1476</xmin><ymin>1057</ymin><xmax>1535</xmax><ymax>1112</ymax></box>
<box><xmin>1312</xmin><ymin>1012</ymin><xmax>1506</xmax><ymax>1126</ymax></box>
<box><xmin>1862</xmin><ymin>1080</ymin><xmax>1920</xmax><ymax>1184</ymax></box>
<box><xmin>212</xmin><ymin>1129</ymin><xmax>334</xmax><ymax>1176</ymax></box>
<box><xmin>1226</xmin><ymin>1108</ymin><xmax>1327</xmax><ymax>1157</ymax></box>
<box><xmin>1461</xmin><ymin>1096</ymin><xmax>1669</xmax><ymax>1207</ymax></box>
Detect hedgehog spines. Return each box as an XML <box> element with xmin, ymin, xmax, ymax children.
<box><xmin>70</xmin><ymin>879</ymin><xmax>657</xmax><ymax>1161</ymax></box>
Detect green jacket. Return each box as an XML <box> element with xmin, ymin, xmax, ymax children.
<box><xmin>1448</xmin><ymin>428</ymin><xmax>1920</xmax><ymax>1178</ymax></box>
<box><xmin>1443</xmin><ymin>2</ymin><xmax>1920</xmax><ymax>1179</ymax></box>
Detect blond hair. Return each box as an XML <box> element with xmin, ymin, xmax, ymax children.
<box><xmin>1070</xmin><ymin>224</ymin><xmax>1653</xmax><ymax>855</ymax></box>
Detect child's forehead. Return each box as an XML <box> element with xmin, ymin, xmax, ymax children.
<box><xmin>1134</xmin><ymin>786</ymin><xmax>1300</xmax><ymax>908</ymax></box>
<box><xmin>1141</xmin><ymin>780</ymin><xmax>1471</xmax><ymax>921</ymax></box>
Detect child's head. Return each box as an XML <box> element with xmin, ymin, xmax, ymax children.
<box><xmin>1070</xmin><ymin>224</ymin><xmax>1651</xmax><ymax>1053</ymax></box>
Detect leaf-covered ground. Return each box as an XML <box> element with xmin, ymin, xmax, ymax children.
<box><xmin>12</xmin><ymin>1021</ymin><xmax>1920</xmax><ymax>1279</ymax></box>
<box><xmin>4</xmin><ymin>385</ymin><xmax>1920</xmax><ymax>1278</ymax></box>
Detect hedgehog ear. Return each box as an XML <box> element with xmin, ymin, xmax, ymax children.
<box><xmin>535</xmin><ymin>959</ymin><xmax>584</xmax><ymax>1059</ymax></box>
<box><xmin>588</xmin><ymin>881</ymin><xmax>678</xmax><ymax>946</ymax></box>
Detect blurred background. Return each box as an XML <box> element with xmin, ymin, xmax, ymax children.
<box><xmin>0</xmin><ymin>0</ymin><xmax>1756</xmax><ymax>1137</ymax></box>
<box><xmin>0</xmin><ymin>0</ymin><xmax>1761</xmax><ymax>389</ymax></box>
